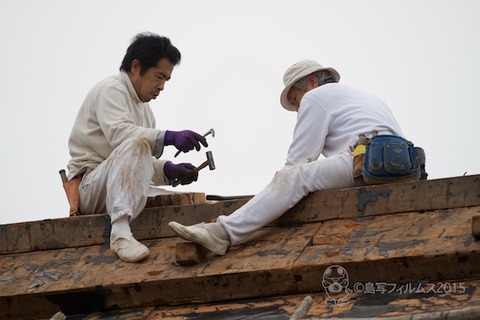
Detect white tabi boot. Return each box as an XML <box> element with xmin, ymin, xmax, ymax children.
<box><xmin>168</xmin><ymin>221</ymin><xmax>230</xmax><ymax>255</ymax></box>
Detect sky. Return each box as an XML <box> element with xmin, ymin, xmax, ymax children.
<box><xmin>1</xmin><ymin>1</ymin><xmax>479</xmax><ymax>224</ymax></box>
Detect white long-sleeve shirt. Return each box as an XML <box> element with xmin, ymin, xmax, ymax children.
<box><xmin>285</xmin><ymin>83</ymin><xmax>404</xmax><ymax>166</ymax></box>
<box><xmin>67</xmin><ymin>71</ymin><xmax>168</xmax><ymax>184</ymax></box>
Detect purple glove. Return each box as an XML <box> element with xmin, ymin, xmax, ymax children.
<box><xmin>163</xmin><ymin>161</ymin><xmax>198</xmax><ymax>185</ymax></box>
<box><xmin>165</xmin><ymin>130</ymin><xmax>208</xmax><ymax>153</ymax></box>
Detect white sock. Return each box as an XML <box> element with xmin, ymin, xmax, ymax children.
<box><xmin>110</xmin><ymin>215</ymin><xmax>132</xmax><ymax>241</ymax></box>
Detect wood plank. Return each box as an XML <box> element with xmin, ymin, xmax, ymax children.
<box><xmin>0</xmin><ymin>200</ymin><xmax>248</xmax><ymax>255</ymax></box>
<box><xmin>0</xmin><ymin>223</ymin><xmax>319</xmax><ymax>319</ymax></box>
<box><xmin>293</xmin><ymin>206</ymin><xmax>480</xmax><ymax>293</ymax></box>
<box><xmin>472</xmin><ymin>215</ymin><xmax>480</xmax><ymax>238</ymax></box>
<box><xmin>0</xmin><ymin>214</ymin><xmax>112</xmax><ymax>254</ymax></box>
<box><xmin>278</xmin><ymin>174</ymin><xmax>480</xmax><ymax>224</ymax></box>
<box><xmin>1</xmin><ymin>174</ymin><xmax>479</xmax><ymax>256</ymax></box>
<box><xmin>172</xmin><ymin>192</ymin><xmax>206</xmax><ymax>205</ymax></box>
<box><xmin>33</xmin><ymin>279</ymin><xmax>480</xmax><ymax>319</ymax></box>
<box><xmin>175</xmin><ymin>242</ymin><xmax>209</xmax><ymax>266</ymax></box>
<box><xmin>145</xmin><ymin>192</ymin><xmax>206</xmax><ymax>207</ymax></box>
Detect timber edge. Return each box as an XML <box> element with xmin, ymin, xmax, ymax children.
<box><xmin>1</xmin><ymin>174</ymin><xmax>480</xmax><ymax>319</ymax></box>
<box><xmin>1</xmin><ymin>174</ymin><xmax>479</xmax><ymax>255</ymax></box>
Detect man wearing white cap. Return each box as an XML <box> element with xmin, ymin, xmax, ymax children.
<box><xmin>169</xmin><ymin>60</ymin><xmax>406</xmax><ymax>255</ymax></box>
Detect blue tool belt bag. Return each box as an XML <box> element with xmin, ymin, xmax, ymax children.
<box><xmin>362</xmin><ymin>135</ymin><xmax>421</xmax><ymax>185</ymax></box>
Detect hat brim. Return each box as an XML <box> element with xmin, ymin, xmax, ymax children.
<box><xmin>280</xmin><ymin>67</ymin><xmax>340</xmax><ymax>111</ymax></box>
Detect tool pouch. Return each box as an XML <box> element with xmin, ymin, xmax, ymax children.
<box><xmin>353</xmin><ymin>135</ymin><xmax>425</xmax><ymax>186</ymax></box>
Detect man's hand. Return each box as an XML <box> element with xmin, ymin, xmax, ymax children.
<box><xmin>165</xmin><ymin>130</ymin><xmax>208</xmax><ymax>153</ymax></box>
<box><xmin>163</xmin><ymin>161</ymin><xmax>198</xmax><ymax>185</ymax></box>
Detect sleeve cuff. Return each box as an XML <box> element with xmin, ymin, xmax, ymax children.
<box><xmin>152</xmin><ymin>159</ymin><xmax>170</xmax><ymax>185</ymax></box>
<box><xmin>153</xmin><ymin>130</ymin><xmax>166</xmax><ymax>159</ymax></box>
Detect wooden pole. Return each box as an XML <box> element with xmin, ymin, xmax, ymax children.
<box><xmin>289</xmin><ymin>295</ymin><xmax>313</xmax><ymax>320</ymax></box>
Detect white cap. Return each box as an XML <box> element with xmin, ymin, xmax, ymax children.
<box><xmin>280</xmin><ymin>60</ymin><xmax>340</xmax><ymax>111</ymax></box>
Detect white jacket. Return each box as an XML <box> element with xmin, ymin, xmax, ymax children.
<box><xmin>67</xmin><ymin>71</ymin><xmax>168</xmax><ymax>185</ymax></box>
<box><xmin>286</xmin><ymin>83</ymin><xmax>404</xmax><ymax>166</ymax></box>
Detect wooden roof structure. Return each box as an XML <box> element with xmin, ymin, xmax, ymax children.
<box><xmin>1</xmin><ymin>174</ymin><xmax>480</xmax><ymax>319</ymax></box>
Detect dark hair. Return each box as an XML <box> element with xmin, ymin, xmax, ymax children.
<box><xmin>120</xmin><ymin>32</ymin><xmax>181</xmax><ymax>75</ymax></box>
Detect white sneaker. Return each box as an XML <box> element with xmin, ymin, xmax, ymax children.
<box><xmin>110</xmin><ymin>235</ymin><xmax>150</xmax><ymax>262</ymax></box>
<box><xmin>168</xmin><ymin>221</ymin><xmax>230</xmax><ymax>255</ymax></box>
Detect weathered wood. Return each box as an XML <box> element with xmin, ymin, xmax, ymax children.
<box><xmin>172</xmin><ymin>192</ymin><xmax>205</xmax><ymax>205</ymax></box>
<box><xmin>472</xmin><ymin>215</ymin><xmax>480</xmax><ymax>238</ymax></box>
<box><xmin>0</xmin><ymin>214</ymin><xmax>112</xmax><ymax>255</ymax></box>
<box><xmin>0</xmin><ymin>224</ymin><xmax>318</xmax><ymax>319</ymax></box>
<box><xmin>2</xmin><ymin>174</ymin><xmax>478</xmax><ymax>319</ymax></box>
<box><xmin>278</xmin><ymin>174</ymin><xmax>480</xmax><ymax>224</ymax></box>
<box><xmin>2</xmin><ymin>207</ymin><xmax>480</xmax><ymax>319</ymax></box>
<box><xmin>6</xmin><ymin>293</ymin><xmax>318</xmax><ymax>320</ymax></box>
<box><xmin>0</xmin><ymin>200</ymin><xmax>248</xmax><ymax>255</ymax></box>
<box><xmin>1</xmin><ymin>174</ymin><xmax>479</xmax><ymax>256</ymax></box>
<box><xmin>175</xmin><ymin>242</ymin><xmax>209</xmax><ymax>266</ymax></box>
<box><xmin>293</xmin><ymin>206</ymin><xmax>480</xmax><ymax>293</ymax></box>
<box><xmin>311</xmin><ymin>306</ymin><xmax>480</xmax><ymax>320</ymax></box>
<box><xmin>145</xmin><ymin>194</ymin><xmax>173</xmax><ymax>207</ymax></box>
<box><xmin>145</xmin><ymin>192</ymin><xmax>206</xmax><ymax>207</ymax></box>
<box><xmin>32</xmin><ymin>279</ymin><xmax>480</xmax><ymax>320</ymax></box>
<box><xmin>0</xmin><ymin>175</ymin><xmax>480</xmax><ymax>254</ymax></box>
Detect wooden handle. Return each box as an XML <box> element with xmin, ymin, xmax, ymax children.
<box><xmin>171</xmin><ymin>162</ymin><xmax>209</xmax><ymax>187</ymax></box>
<box><xmin>59</xmin><ymin>169</ymin><xmax>68</xmax><ymax>184</ymax></box>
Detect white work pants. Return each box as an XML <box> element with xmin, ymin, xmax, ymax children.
<box><xmin>79</xmin><ymin>138</ymin><xmax>154</xmax><ymax>223</ymax></box>
<box><xmin>217</xmin><ymin>151</ymin><xmax>354</xmax><ymax>245</ymax></box>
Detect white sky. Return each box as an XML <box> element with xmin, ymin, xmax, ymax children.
<box><xmin>1</xmin><ymin>1</ymin><xmax>479</xmax><ymax>224</ymax></box>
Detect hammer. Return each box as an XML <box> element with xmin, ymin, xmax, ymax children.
<box><xmin>174</xmin><ymin>128</ymin><xmax>215</xmax><ymax>158</ymax></box>
<box><xmin>172</xmin><ymin>151</ymin><xmax>216</xmax><ymax>187</ymax></box>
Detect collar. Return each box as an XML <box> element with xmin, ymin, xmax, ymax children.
<box><xmin>119</xmin><ymin>71</ymin><xmax>143</xmax><ymax>104</ymax></box>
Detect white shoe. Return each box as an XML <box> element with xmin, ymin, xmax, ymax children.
<box><xmin>110</xmin><ymin>235</ymin><xmax>150</xmax><ymax>262</ymax></box>
<box><xmin>168</xmin><ymin>221</ymin><xmax>230</xmax><ymax>255</ymax></box>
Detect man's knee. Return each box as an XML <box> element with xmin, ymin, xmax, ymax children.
<box><xmin>270</xmin><ymin>165</ymin><xmax>300</xmax><ymax>187</ymax></box>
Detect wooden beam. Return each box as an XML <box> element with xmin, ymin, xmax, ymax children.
<box><xmin>278</xmin><ymin>174</ymin><xmax>480</xmax><ymax>224</ymax></box>
<box><xmin>2</xmin><ymin>206</ymin><xmax>480</xmax><ymax>319</ymax></box>
<box><xmin>175</xmin><ymin>242</ymin><xmax>209</xmax><ymax>266</ymax></box>
<box><xmin>293</xmin><ymin>206</ymin><xmax>480</xmax><ymax>293</ymax></box>
<box><xmin>0</xmin><ymin>200</ymin><xmax>248</xmax><ymax>255</ymax></box>
<box><xmin>4</xmin><ymin>278</ymin><xmax>480</xmax><ymax>319</ymax></box>
<box><xmin>145</xmin><ymin>192</ymin><xmax>206</xmax><ymax>207</ymax></box>
<box><xmin>0</xmin><ymin>224</ymin><xmax>318</xmax><ymax>319</ymax></box>
<box><xmin>472</xmin><ymin>215</ymin><xmax>480</xmax><ymax>238</ymax></box>
<box><xmin>1</xmin><ymin>174</ymin><xmax>479</xmax><ymax>256</ymax></box>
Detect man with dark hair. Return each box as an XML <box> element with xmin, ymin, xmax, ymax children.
<box><xmin>67</xmin><ymin>32</ymin><xmax>207</xmax><ymax>262</ymax></box>
<box><xmin>169</xmin><ymin>60</ymin><xmax>422</xmax><ymax>256</ymax></box>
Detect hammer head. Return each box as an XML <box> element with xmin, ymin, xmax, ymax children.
<box><xmin>205</xmin><ymin>151</ymin><xmax>216</xmax><ymax>170</ymax></box>
<box><xmin>204</xmin><ymin>128</ymin><xmax>215</xmax><ymax>138</ymax></box>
